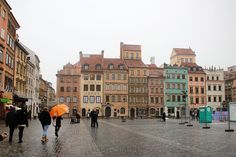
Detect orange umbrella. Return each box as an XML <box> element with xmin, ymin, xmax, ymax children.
<box><xmin>50</xmin><ymin>104</ymin><xmax>69</xmax><ymax>117</ymax></box>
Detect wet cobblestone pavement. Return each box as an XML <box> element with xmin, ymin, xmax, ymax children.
<box><xmin>1</xmin><ymin>118</ymin><xmax>236</xmax><ymax>157</ymax></box>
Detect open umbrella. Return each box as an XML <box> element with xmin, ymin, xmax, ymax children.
<box><xmin>50</xmin><ymin>104</ymin><xmax>69</xmax><ymax>117</ymax></box>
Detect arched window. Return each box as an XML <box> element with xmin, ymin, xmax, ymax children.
<box><xmin>120</xmin><ymin>108</ymin><xmax>125</xmax><ymax>114</ymax></box>
<box><xmin>150</xmin><ymin>108</ymin><xmax>155</xmax><ymax>114</ymax></box>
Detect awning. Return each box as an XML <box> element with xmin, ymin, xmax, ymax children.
<box><xmin>0</xmin><ymin>98</ymin><xmax>11</xmax><ymax>103</ymax></box>
<box><xmin>13</xmin><ymin>94</ymin><xmax>28</xmax><ymax>103</ymax></box>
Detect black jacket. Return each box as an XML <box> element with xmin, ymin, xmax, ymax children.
<box><xmin>39</xmin><ymin>111</ymin><xmax>51</xmax><ymax>126</ymax></box>
<box><xmin>5</xmin><ymin>110</ymin><xmax>17</xmax><ymax>128</ymax></box>
<box><xmin>17</xmin><ymin>110</ymin><xmax>28</xmax><ymax>127</ymax></box>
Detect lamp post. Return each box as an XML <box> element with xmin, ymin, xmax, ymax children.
<box><xmin>179</xmin><ymin>90</ymin><xmax>188</xmax><ymax>125</ymax></box>
<box><xmin>225</xmin><ymin>101</ymin><xmax>234</xmax><ymax>132</ymax></box>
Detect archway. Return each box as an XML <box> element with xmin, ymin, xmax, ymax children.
<box><xmin>105</xmin><ymin>107</ymin><xmax>111</xmax><ymax>117</ymax></box>
<box><xmin>82</xmin><ymin>108</ymin><xmax>86</xmax><ymax>117</ymax></box>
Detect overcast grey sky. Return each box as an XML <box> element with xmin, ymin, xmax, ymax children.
<box><xmin>7</xmin><ymin>0</ymin><xmax>236</xmax><ymax>88</ymax></box>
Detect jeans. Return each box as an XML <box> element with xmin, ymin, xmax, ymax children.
<box><xmin>42</xmin><ymin>125</ymin><xmax>49</xmax><ymax>136</ymax></box>
<box><xmin>18</xmin><ymin>126</ymin><xmax>25</xmax><ymax>142</ymax></box>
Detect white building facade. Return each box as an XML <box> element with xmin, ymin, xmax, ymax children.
<box><xmin>204</xmin><ymin>68</ymin><xmax>225</xmax><ymax>110</ymax></box>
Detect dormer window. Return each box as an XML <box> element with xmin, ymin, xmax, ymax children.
<box><xmin>84</xmin><ymin>64</ymin><xmax>89</xmax><ymax>70</ymax></box>
<box><xmin>95</xmin><ymin>64</ymin><xmax>101</xmax><ymax>70</ymax></box>
<box><xmin>108</xmin><ymin>64</ymin><xmax>114</xmax><ymax>70</ymax></box>
<box><xmin>118</xmin><ymin>64</ymin><xmax>124</xmax><ymax>70</ymax></box>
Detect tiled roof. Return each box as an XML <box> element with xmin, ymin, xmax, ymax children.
<box><xmin>180</xmin><ymin>62</ymin><xmax>198</xmax><ymax>67</ymax></box>
<box><xmin>103</xmin><ymin>58</ymin><xmax>128</xmax><ymax>70</ymax></box>
<box><xmin>124</xmin><ymin>60</ymin><xmax>146</xmax><ymax>68</ymax></box>
<box><xmin>80</xmin><ymin>54</ymin><xmax>103</xmax><ymax>71</ymax></box>
<box><xmin>173</xmin><ymin>48</ymin><xmax>196</xmax><ymax>55</ymax></box>
<box><xmin>121</xmin><ymin>44</ymin><xmax>141</xmax><ymax>51</ymax></box>
<box><xmin>147</xmin><ymin>64</ymin><xmax>157</xmax><ymax>68</ymax></box>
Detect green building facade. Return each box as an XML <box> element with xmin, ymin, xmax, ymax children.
<box><xmin>164</xmin><ymin>64</ymin><xmax>188</xmax><ymax>117</ymax></box>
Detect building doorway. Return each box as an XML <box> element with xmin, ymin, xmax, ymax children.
<box><xmin>130</xmin><ymin>108</ymin><xmax>135</xmax><ymax>118</ymax></box>
<box><xmin>105</xmin><ymin>107</ymin><xmax>111</xmax><ymax>117</ymax></box>
<box><xmin>82</xmin><ymin>108</ymin><xmax>86</xmax><ymax>117</ymax></box>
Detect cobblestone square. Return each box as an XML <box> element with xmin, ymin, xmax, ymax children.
<box><xmin>1</xmin><ymin>118</ymin><xmax>236</xmax><ymax>157</ymax></box>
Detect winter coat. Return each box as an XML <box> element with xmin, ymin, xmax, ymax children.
<box><xmin>39</xmin><ymin>111</ymin><xmax>51</xmax><ymax>127</ymax></box>
<box><xmin>55</xmin><ymin>116</ymin><xmax>63</xmax><ymax>127</ymax></box>
<box><xmin>17</xmin><ymin>110</ymin><xmax>28</xmax><ymax>127</ymax></box>
<box><xmin>5</xmin><ymin>110</ymin><xmax>17</xmax><ymax>128</ymax></box>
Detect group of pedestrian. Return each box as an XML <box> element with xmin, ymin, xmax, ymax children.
<box><xmin>90</xmin><ymin>109</ymin><xmax>99</xmax><ymax>127</ymax></box>
<box><xmin>5</xmin><ymin>106</ymin><xmax>28</xmax><ymax>143</ymax></box>
<box><xmin>38</xmin><ymin>107</ymin><xmax>63</xmax><ymax>142</ymax></box>
<box><xmin>190</xmin><ymin>109</ymin><xmax>199</xmax><ymax>121</ymax></box>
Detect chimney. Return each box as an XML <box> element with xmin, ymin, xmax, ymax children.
<box><xmin>79</xmin><ymin>51</ymin><xmax>82</xmax><ymax>60</ymax></box>
<box><xmin>101</xmin><ymin>50</ymin><xmax>104</xmax><ymax>57</ymax></box>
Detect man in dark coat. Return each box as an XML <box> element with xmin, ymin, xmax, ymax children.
<box><xmin>162</xmin><ymin>112</ymin><xmax>166</xmax><ymax>122</ymax></box>
<box><xmin>5</xmin><ymin>106</ymin><xmax>17</xmax><ymax>143</ymax></box>
<box><xmin>90</xmin><ymin>110</ymin><xmax>95</xmax><ymax>127</ymax></box>
<box><xmin>38</xmin><ymin>107</ymin><xmax>51</xmax><ymax>142</ymax></box>
<box><xmin>93</xmin><ymin>110</ymin><xmax>99</xmax><ymax>128</ymax></box>
<box><xmin>54</xmin><ymin>116</ymin><xmax>63</xmax><ymax>137</ymax></box>
<box><xmin>16</xmin><ymin>108</ymin><xmax>28</xmax><ymax>143</ymax></box>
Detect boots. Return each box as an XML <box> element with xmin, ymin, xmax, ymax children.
<box><xmin>41</xmin><ymin>136</ymin><xmax>48</xmax><ymax>143</ymax></box>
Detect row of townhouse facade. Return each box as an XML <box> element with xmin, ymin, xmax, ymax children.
<box><xmin>57</xmin><ymin>42</ymin><xmax>230</xmax><ymax>118</ymax></box>
<box><xmin>0</xmin><ymin>0</ymin><xmax>55</xmax><ymax>119</ymax></box>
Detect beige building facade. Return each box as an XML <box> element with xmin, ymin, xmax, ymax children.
<box><xmin>170</xmin><ymin>48</ymin><xmax>196</xmax><ymax>66</ymax></box>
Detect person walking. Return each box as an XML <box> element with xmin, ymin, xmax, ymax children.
<box><xmin>5</xmin><ymin>106</ymin><xmax>17</xmax><ymax>143</ymax></box>
<box><xmin>162</xmin><ymin>112</ymin><xmax>166</xmax><ymax>122</ymax></box>
<box><xmin>54</xmin><ymin>116</ymin><xmax>63</xmax><ymax>137</ymax></box>
<box><xmin>38</xmin><ymin>107</ymin><xmax>51</xmax><ymax>142</ymax></box>
<box><xmin>90</xmin><ymin>109</ymin><xmax>95</xmax><ymax>127</ymax></box>
<box><xmin>76</xmin><ymin>112</ymin><xmax>81</xmax><ymax>123</ymax></box>
<box><xmin>93</xmin><ymin>110</ymin><xmax>99</xmax><ymax>128</ymax></box>
<box><xmin>16</xmin><ymin>108</ymin><xmax>28</xmax><ymax>143</ymax></box>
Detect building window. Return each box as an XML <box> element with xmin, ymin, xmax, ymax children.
<box><xmin>66</xmin><ymin>97</ymin><xmax>71</xmax><ymax>103</ymax></box>
<box><xmin>95</xmin><ymin>64</ymin><xmax>101</xmax><ymax>70</ymax></box>
<box><xmin>84</xmin><ymin>64</ymin><xmax>89</xmax><ymax>70</ymax></box>
<box><xmin>144</xmin><ymin>70</ymin><xmax>147</xmax><ymax>76</ymax></box>
<box><xmin>1</xmin><ymin>28</ymin><xmax>5</xmax><ymax>39</ymax></box>
<box><xmin>212</xmin><ymin>76</ymin><xmax>214</xmax><ymax>80</ymax></box>
<box><xmin>96</xmin><ymin>85</ymin><xmax>101</xmax><ymax>91</ymax></box>
<box><xmin>59</xmin><ymin>97</ymin><xmax>64</xmax><ymax>103</ymax></box>
<box><xmin>214</xmin><ymin>96</ymin><xmax>217</xmax><ymax>102</ymax></box>
<box><xmin>190</xmin><ymin>97</ymin><xmax>194</xmax><ymax>104</ymax></box>
<box><xmin>201</xmin><ymin>87</ymin><xmax>204</xmax><ymax>94</ymax></box>
<box><xmin>200</xmin><ymin>97</ymin><xmax>204</xmax><ymax>104</ymax></box>
<box><xmin>60</xmin><ymin>87</ymin><xmax>64</xmax><ymax>92</ymax></box>
<box><xmin>190</xmin><ymin>87</ymin><xmax>193</xmax><ymax>94</ymax></box>
<box><xmin>90</xmin><ymin>96</ymin><xmax>94</xmax><ymax>103</ymax></box>
<box><xmin>208</xmin><ymin>96</ymin><xmax>211</xmax><ymax>102</ymax></box>
<box><xmin>151</xmin><ymin>97</ymin><xmax>154</xmax><ymax>103</ymax></box>
<box><xmin>0</xmin><ymin>46</ymin><xmax>3</xmax><ymax>62</ymax></box>
<box><xmin>120</xmin><ymin>108</ymin><xmax>125</xmax><ymax>114</ymax></box>
<box><xmin>172</xmin><ymin>95</ymin><xmax>176</xmax><ymax>102</ymax></box>
<box><xmin>217</xmin><ymin>76</ymin><xmax>219</xmax><ymax>80</ymax></box>
<box><xmin>201</xmin><ymin>77</ymin><xmax>204</xmax><ymax>82</ymax></box>
<box><xmin>219</xmin><ymin>96</ymin><xmax>222</xmax><ymax>102</ymax></box>
<box><xmin>207</xmin><ymin>76</ymin><xmax>209</xmax><ymax>80</ymax></box>
<box><xmin>208</xmin><ymin>85</ymin><xmax>211</xmax><ymax>91</ymax></box>
<box><xmin>90</xmin><ymin>85</ymin><xmax>95</xmax><ymax>91</ymax></box>
<box><xmin>96</xmin><ymin>96</ymin><xmax>101</xmax><ymax>103</ymax></box>
<box><xmin>90</xmin><ymin>74</ymin><xmax>95</xmax><ymax>80</ymax></box>
<box><xmin>73</xmin><ymin>97</ymin><xmax>77</xmax><ymax>103</ymax></box>
<box><xmin>112</xmin><ymin>73</ymin><xmax>115</xmax><ymax>80</ymax></box>
<box><xmin>108</xmin><ymin>64</ymin><xmax>114</xmax><ymax>70</ymax></box>
<box><xmin>219</xmin><ymin>85</ymin><xmax>222</xmax><ymax>91</ymax></box>
<box><xmin>123</xmin><ymin>74</ymin><xmax>127</xmax><ymax>80</ymax></box>
<box><xmin>84</xmin><ymin>85</ymin><xmax>88</xmax><ymax>91</ymax></box>
<box><xmin>96</xmin><ymin>74</ymin><xmax>101</xmax><ymax>80</ymax></box>
<box><xmin>112</xmin><ymin>96</ymin><xmax>115</xmax><ymax>102</ymax></box>
<box><xmin>131</xmin><ymin>53</ymin><xmax>134</xmax><ymax>59</ymax></box>
<box><xmin>177</xmin><ymin>96</ymin><xmax>181</xmax><ymax>102</ymax></box>
<box><xmin>213</xmin><ymin>85</ymin><xmax>217</xmax><ymax>91</ymax></box>
<box><xmin>196</xmin><ymin>97</ymin><xmax>199</xmax><ymax>104</ymax></box>
<box><xmin>137</xmin><ymin>70</ymin><xmax>140</xmax><ymax>76</ymax></box>
<box><xmin>195</xmin><ymin>77</ymin><xmax>198</xmax><ymax>82</ymax></box>
<box><xmin>106</xmin><ymin>95</ymin><xmax>109</xmax><ymax>102</ymax></box>
<box><xmin>83</xmin><ymin>96</ymin><xmax>88</xmax><ymax>103</ymax></box>
<box><xmin>182</xmin><ymin>75</ymin><xmax>185</xmax><ymax>79</ymax></box>
<box><xmin>106</xmin><ymin>74</ymin><xmax>109</xmax><ymax>80</ymax></box>
<box><xmin>195</xmin><ymin>87</ymin><xmax>199</xmax><ymax>94</ymax></box>
<box><xmin>119</xmin><ymin>64</ymin><xmax>125</xmax><ymax>70</ymax></box>
<box><xmin>189</xmin><ymin>77</ymin><xmax>193</xmax><ymax>81</ymax></box>
<box><xmin>84</xmin><ymin>74</ymin><xmax>89</xmax><ymax>80</ymax></box>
